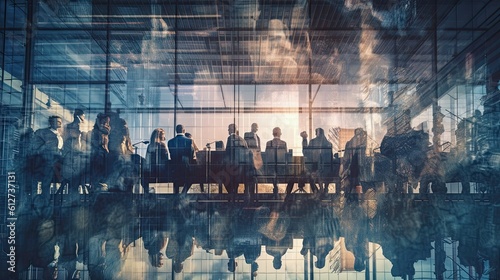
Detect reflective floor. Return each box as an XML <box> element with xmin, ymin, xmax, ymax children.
<box><xmin>12</xmin><ymin>183</ymin><xmax>500</xmax><ymax>280</ymax></box>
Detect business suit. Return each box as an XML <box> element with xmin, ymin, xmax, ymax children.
<box><xmin>31</xmin><ymin>127</ymin><xmax>64</xmax><ymax>198</ymax></box>
<box><xmin>265</xmin><ymin>138</ymin><xmax>287</xmax><ymax>151</ymax></box>
<box><xmin>265</xmin><ymin>138</ymin><xmax>289</xmax><ymax>194</ymax></box>
<box><xmin>168</xmin><ymin>134</ymin><xmax>194</xmax><ymax>194</ymax></box>
<box><xmin>224</xmin><ymin>133</ymin><xmax>250</xmax><ymax>194</ymax></box>
<box><xmin>245</xmin><ymin>131</ymin><xmax>263</xmax><ymax>173</ymax></box>
<box><xmin>244</xmin><ymin>131</ymin><xmax>261</xmax><ymax>151</ymax></box>
<box><xmin>302</xmin><ymin>129</ymin><xmax>333</xmax><ymax>193</ymax></box>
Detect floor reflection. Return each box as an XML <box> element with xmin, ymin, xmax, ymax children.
<box><xmin>15</xmin><ymin>191</ymin><xmax>499</xmax><ymax>279</ymax></box>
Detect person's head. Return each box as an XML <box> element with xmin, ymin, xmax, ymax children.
<box><xmin>354</xmin><ymin>127</ymin><xmax>364</xmax><ymax>136</ymax></box>
<box><xmin>251</xmin><ymin>123</ymin><xmax>259</xmax><ymax>133</ymax></box>
<box><xmin>48</xmin><ymin>116</ymin><xmax>62</xmax><ymax>130</ymax></box>
<box><xmin>150</xmin><ymin>128</ymin><xmax>166</xmax><ymax>143</ymax></box>
<box><xmin>251</xmin><ymin>262</ymin><xmax>259</xmax><ymax>277</ymax></box>
<box><xmin>228</xmin><ymin>123</ymin><xmax>236</xmax><ymax>135</ymax></box>
<box><xmin>227</xmin><ymin>258</ymin><xmax>236</xmax><ymax>272</ymax></box>
<box><xmin>173</xmin><ymin>261</ymin><xmax>183</xmax><ymax>273</ymax></box>
<box><xmin>73</xmin><ymin>109</ymin><xmax>85</xmax><ymax>122</ymax></box>
<box><xmin>273</xmin><ymin>256</ymin><xmax>282</xmax><ymax>269</ymax></box>
<box><xmin>175</xmin><ymin>124</ymin><xmax>185</xmax><ymax>134</ymax></box>
<box><xmin>315</xmin><ymin>258</ymin><xmax>325</xmax><ymax>269</ymax></box>
<box><xmin>272</xmin><ymin>127</ymin><xmax>282</xmax><ymax>138</ymax></box>
<box><xmin>95</xmin><ymin>113</ymin><xmax>110</xmax><ymax>132</ymax></box>
<box><xmin>148</xmin><ymin>252</ymin><xmax>165</xmax><ymax>268</ymax></box>
<box><xmin>185</xmin><ymin>132</ymin><xmax>192</xmax><ymax>138</ymax></box>
<box><xmin>315</xmin><ymin>127</ymin><xmax>324</xmax><ymax>137</ymax></box>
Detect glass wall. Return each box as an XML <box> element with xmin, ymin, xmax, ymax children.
<box><xmin>1</xmin><ymin>0</ymin><xmax>499</xmax><ymax>279</ymax></box>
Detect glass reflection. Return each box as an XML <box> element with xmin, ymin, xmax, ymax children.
<box><xmin>1</xmin><ymin>0</ymin><xmax>499</xmax><ymax>279</ymax></box>
<box><xmin>13</xmin><ymin>189</ymin><xmax>498</xmax><ymax>279</ymax></box>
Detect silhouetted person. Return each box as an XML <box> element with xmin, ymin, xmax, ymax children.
<box><xmin>142</xmin><ymin>216</ymin><xmax>169</xmax><ymax>268</ymax></box>
<box><xmin>63</xmin><ymin>109</ymin><xmax>86</xmax><ymax>153</ymax></box>
<box><xmin>265</xmin><ymin>127</ymin><xmax>289</xmax><ymax>195</ymax></box>
<box><xmin>185</xmin><ymin>132</ymin><xmax>206</xmax><ymax>193</ymax></box>
<box><xmin>184</xmin><ymin>132</ymin><xmax>199</xmax><ymax>155</ymax></box>
<box><xmin>62</xmin><ymin>109</ymin><xmax>87</xmax><ymax>195</ymax></box>
<box><xmin>107</xmin><ymin>112</ymin><xmax>134</xmax><ymax>158</ymax></box>
<box><xmin>244</xmin><ymin>123</ymin><xmax>261</xmax><ymax>150</ymax></box>
<box><xmin>301</xmin><ymin>128</ymin><xmax>333</xmax><ymax>193</ymax></box>
<box><xmin>104</xmin><ymin>113</ymin><xmax>143</xmax><ymax>192</ymax></box>
<box><xmin>165</xmin><ymin>208</ymin><xmax>194</xmax><ymax>274</ymax></box>
<box><xmin>244</xmin><ymin>123</ymin><xmax>263</xmax><ymax>175</ymax></box>
<box><xmin>168</xmin><ymin>124</ymin><xmax>194</xmax><ymax>194</ymax></box>
<box><xmin>90</xmin><ymin>113</ymin><xmax>111</xmax><ymax>191</ymax></box>
<box><xmin>31</xmin><ymin>115</ymin><xmax>64</xmax><ymax>199</ymax></box>
<box><xmin>224</xmin><ymin>123</ymin><xmax>250</xmax><ymax>195</ymax></box>
<box><xmin>143</xmin><ymin>128</ymin><xmax>169</xmax><ymax>193</ymax></box>
<box><xmin>341</xmin><ymin>128</ymin><xmax>367</xmax><ymax>194</ymax></box>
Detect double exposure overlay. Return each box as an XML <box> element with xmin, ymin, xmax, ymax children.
<box><xmin>0</xmin><ymin>0</ymin><xmax>499</xmax><ymax>279</ymax></box>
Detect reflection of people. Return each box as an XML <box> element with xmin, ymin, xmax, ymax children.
<box><xmin>224</xmin><ymin>123</ymin><xmax>250</xmax><ymax>195</ymax></box>
<box><xmin>165</xmin><ymin>211</ymin><xmax>194</xmax><ymax>274</ymax></box>
<box><xmin>265</xmin><ymin>237</ymin><xmax>291</xmax><ymax>270</ymax></box>
<box><xmin>31</xmin><ymin>115</ymin><xmax>64</xmax><ymax>198</ymax></box>
<box><xmin>62</xmin><ymin>109</ymin><xmax>87</xmax><ymax>194</ymax></box>
<box><xmin>299</xmin><ymin>199</ymin><xmax>338</xmax><ymax>269</ymax></box>
<box><xmin>64</xmin><ymin>109</ymin><xmax>86</xmax><ymax>152</ymax></box>
<box><xmin>341</xmin><ymin>128</ymin><xmax>367</xmax><ymax>194</ymax></box>
<box><xmin>265</xmin><ymin>127</ymin><xmax>288</xmax><ymax>194</ymax></box>
<box><xmin>143</xmin><ymin>229</ymin><xmax>168</xmax><ymax>268</ymax></box>
<box><xmin>143</xmin><ymin>128</ymin><xmax>169</xmax><ymax>193</ymax></box>
<box><xmin>301</xmin><ymin>128</ymin><xmax>333</xmax><ymax>193</ymax></box>
<box><xmin>90</xmin><ymin>113</ymin><xmax>111</xmax><ymax>191</ymax></box>
<box><xmin>168</xmin><ymin>124</ymin><xmax>194</xmax><ymax>194</ymax></box>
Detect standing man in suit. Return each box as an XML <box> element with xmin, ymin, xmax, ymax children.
<box><xmin>31</xmin><ymin>115</ymin><xmax>64</xmax><ymax>199</ymax></box>
<box><xmin>244</xmin><ymin>123</ymin><xmax>261</xmax><ymax>151</ymax></box>
<box><xmin>301</xmin><ymin>128</ymin><xmax>333</xmax><ymax>193</ymax></box>
<box><xmin>168</xmin><ymin>124</ymin><xmax>194</xmax><ymax>194</ymax></box>
<box><xmin>224</xmin><ymin>123</ymin><xmax>250</xmax><ymax>195</ymax></box>
<box><xmin>265</xmin><ymin>127</ymin><xmax>289</xmax><ymax>194</ymax></box>
<box><xmin>266</xmin><ymin>127</ymin><xmax>287</xmax><ymax>150</ymax></box>
<box><xmin>244</xmin><ymin>123</ymin><xmax>263</xmax><ymax>175</ymax></box>
<box><xmin>244</xmin><ymin>123</ymin><xmax>262</xmax><ymax>196</ymax></box>
<box><xmin>62</xmin><ymin>109</ymin><xmax>87</xmax><ymax>196</ymax></box>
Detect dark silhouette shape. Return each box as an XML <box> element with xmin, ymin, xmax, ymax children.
<box><xmin>168</xmin><ymin>124</ymin><xmax>194</xmax><ymax>194</ymax></box>
<box><xmin>143</xmin><ymin>128</ymin><xmax>169</xmax><ymax>193</ymax></box>
<box><xmin>30</xmin><ymin>115</ymin><xmax>64</xmax><ymax>199</ymax></box>
<box><xmin>223</xmin><ymin>123</ymin><xmax>252</xmax><ymax>195</ymax></box>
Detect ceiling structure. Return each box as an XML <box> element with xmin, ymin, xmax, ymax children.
<box><xmin>2</xmin><ymin>0</ymin><xmax>499</xmax><ymax>116</ymax></box>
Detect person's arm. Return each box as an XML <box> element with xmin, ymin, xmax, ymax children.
<box><xmin>300</xmin><ymin>131</ymin><xmax>309</xmax><ymax>158</ymax></box>
<box><xmin>192</xmin><ymin>140</ymin><xmax>199</xmax><ymax>152</ymax></box>
<box><xmin>188</xmin><ymin>139</ymin><xmax>195</xmax><ymax>160</ymax></box>
<box><xmin>300</xmin><ymin>131</ymin><xmax>308</xmax><ymax>148</ymax></box>
<box><xmin>31</xmin><ymin>129</ymin><xmax>46</xmax><ymax>152</ymax></box>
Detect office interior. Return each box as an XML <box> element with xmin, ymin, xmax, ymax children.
<box><xmin>0</xmin><ymin>0</ymin><xmax>499</xmax><ymax>279</ymax></box>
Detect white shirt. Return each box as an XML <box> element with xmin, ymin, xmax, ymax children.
<box><xmin>51</xmin><ymin>128</ymin><xmax>64</xmax><ymax>150</ymax></box>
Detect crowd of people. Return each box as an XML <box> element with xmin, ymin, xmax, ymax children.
<box><xmin>25</xmin><ymin>110</ymin><xmax>342</xmax><ymax>198</ymax></box>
